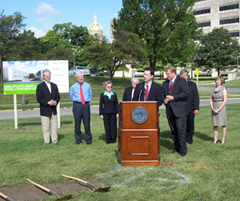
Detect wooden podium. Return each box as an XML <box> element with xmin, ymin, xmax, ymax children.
<box><xmin>118</xmin><ymin>101</ymin><xmax>160</xmax><ymax>166</ymax></box>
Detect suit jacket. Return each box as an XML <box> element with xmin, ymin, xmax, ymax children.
<box><xmin>187</xmin><ymin>81</ymin><xmax>199</xmax><ymax>114</ymax></box>
<box><xmin>122</xmin><ymin>87</ymin><xmax>133</xmax><ymax>101</ymax></box>
<box><xmin>36</xmin><ymin>82</ymin><xmax>60</xmax><ymax>116</ymax></box>
<box><xmin>99</xmin><ymin>92</ymin><xmax>119</xmax><ymax>115</ymax></box>
<box><xmin>132</xmin><ymin>81</ymin><xmax>164</xmax><ymax>106</ymax></box>
<box><xmin>162</xmin><ymin>76</ymin><xmax>189</xmax><ymax>118</ymax></box>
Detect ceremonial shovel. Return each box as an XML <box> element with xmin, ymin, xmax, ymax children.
<box><xmin>27</xmin><ymin>179</ymin><xmax>72</xmax><ymax>201</ymax></box>
<box><xmin>0</xmin><ymin>192</ymin><xmax>14</xmax><ymax>201</ymax></box>
<box><xmin>62</xmin><ymin>174</ymin><xmax>110</xmax><ymax>192</ymax></box>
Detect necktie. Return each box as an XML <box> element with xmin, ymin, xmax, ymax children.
<box><xmin>145</xmin><ymin>84</ymin><xmax>149</xmax><ymax>101</ymax></box>
<box><xmin>80</xmin><ymin>84</ymin><xmax>85</xmax><ymax>105</ymax></box>
<box><xmin>169</xmin><ymin>81</ymin><xmax>173</xmax><ymax>95</ymax></box>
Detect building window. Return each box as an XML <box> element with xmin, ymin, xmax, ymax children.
<box><xmin>230</xmin><ymin>32</ymin><xmax>239</xmax><ymax>37</ymax></box>
<box><xmin>194</xmin><ymin>8</ymin><xmax>210</xmax><ymax>15</ymax></box>
<box><xmin>198</xmin><ymin>22</ymin><xmax>211</xmax><ymax>27</ymax></box>
<box><xmin>220</xmin><ymin>18</ymin><xmax>239</xmax><ymax>25</ymax></box>
<box><xmin>219</xmin><ymin>4</ymin><xmax>239</xmax><ymax>11</ymax></box>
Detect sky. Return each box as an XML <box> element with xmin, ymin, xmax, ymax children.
<box><xmin>1</xmin><ymin>0</ymin><xmax>123</xmax><ymax>40</ymax></box>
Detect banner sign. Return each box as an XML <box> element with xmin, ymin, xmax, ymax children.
<box><xmin>3</xmin><ymin>60</ymin><xmax>69</xmax><ymax>94</ymax></box>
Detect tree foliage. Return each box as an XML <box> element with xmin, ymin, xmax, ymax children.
<box><xmin>0</xmin><ymin>10</ymin><xmax>26</xmax><ymax>60</ymax></box>
<box><xmin>113</xmin><ymin>0</ymin><xmax>200</xmax><ymax>71</ymax></box>
<box><xmin>38</xmin><ymin>22</ymin><xmax>89</xmax><ymax>65</ymax></box>
<box><xmin>195</xmin><ymin>27</ymin><xmax>239</xmax><ymax>75</ymax></box>
<box><xmin>83</xmin><ymin>31</ymin><xmax>147</xmax><ymax>81</ymax></box>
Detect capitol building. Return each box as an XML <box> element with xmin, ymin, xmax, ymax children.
<box><xmin>88</xmin><ymin>13</ymin><xmax>103</xmax><ymax>39</ymax></box>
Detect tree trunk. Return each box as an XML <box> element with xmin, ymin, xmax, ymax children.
<box><xmin>22</xmin><ymin>94</ymin><xmax>26</xmax><ymax>105</ymax></box>
<box><xmin>110</xmin><ymin>73</ymin><xmax>113</xmax><ymax>82</ymax></box>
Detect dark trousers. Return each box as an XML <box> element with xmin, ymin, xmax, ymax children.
<box><xmin>73</xmin><ymin>102</ymin><xmax>92</xmax><ymax>144</ymax></box>
<box><xmin>167</xmin><ymin>107</ymin><xmax>187</xmax><ymax>154</ymax></box>
<box><xmin>186</xmin><ymin>112</ymin><xmax>195</xmax><ymax>143</ymax></box>
<box><xmin>103</xmin><ymin>113</ymin><xmax>117</xmax><ymax>143</ymax></box>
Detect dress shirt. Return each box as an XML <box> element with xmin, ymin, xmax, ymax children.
<box><xmin>103</xmin><ymin>91</ymin><xmax>114</xmax><ymax>99</ymax></box>
<box><xmin>145</xmin><ymin>81</ymin><xmax>152</xmax><ymax>91</ymax></box>
<box><xmin>170</xmin><ymin>75</ymin><xmax>177</xmax><ymax>87</ymax></box>
<box><xmin>44</xmin><ymin>81</ymin><xmax>51</xmax><ymax>93</ymax></box>
<box><xmin>131</xmin><ymin>89</ymin><xmax>135</xmax><ymax>100</ymax></box>
<box><xmin>70</xmin><ymin>82</ymin><xmax>92</xmax><ymax>104</ymax></box>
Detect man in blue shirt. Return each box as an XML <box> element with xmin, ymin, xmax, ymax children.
<box><xmin>70</xmin><ymin>72</ymin><xmax>92</xmax><ymax>144</ymax></box>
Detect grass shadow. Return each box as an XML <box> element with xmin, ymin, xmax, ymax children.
<box><xmin>60</xmin><ymin>121</ymin><xmax>73</xmax><ymax>127</ymax></box>
<box><xmin>98</xmin><ymin>133</ymin><xmax>106</xmax><ymax>142</ymax></box>
<box><xmin>114</xmin><ymin>149</ymin><xmax>118</xmax><ymax>158</ymax></box>
<box><xmin>18</xmin><ymin>122</ymin><xmax>42</xmax><ymax>128</ymax></box>
<box><xmin>194</xmin><ymin>132</ymin><xmax>213</xmax><ymax>142</ymax></box>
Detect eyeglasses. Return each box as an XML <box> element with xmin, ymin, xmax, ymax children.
<box><xmin>107</xmin><ymin>86</ymin><xmax>112</xmax><ymax>88</ymax></box>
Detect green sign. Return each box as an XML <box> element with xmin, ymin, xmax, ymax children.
<box><xmin>3</xmin><ymin>83</ymin><xmax>39</xmax><ymax>94</ymax></box>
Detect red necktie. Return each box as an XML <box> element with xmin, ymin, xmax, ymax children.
<box><xmin>145</xmin><ymin>84</ymin><xmax>149</xmax><ymax>101</ymax></box>
<box><xmin>169</xmin><ymin>81</ymin><xmax>173</xmax><ymax>95</ymax></box>
<box><xmin>80</xmin><ymin>84</ymin><xmax>85</xmax><ymax>105</ymax></box>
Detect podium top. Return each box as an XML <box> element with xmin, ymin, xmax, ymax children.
<box><xmin>120</xmin><ymin>101</ymin><xmax>157</xmax><ymax>104</ymax></box>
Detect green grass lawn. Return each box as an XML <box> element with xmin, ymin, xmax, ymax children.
<box><xmin>0</xmin><ymin>104</ymin><xmax>239</xmax><ymax>200</ymax></box>
<box><xmin>0</xmin><ymin>76</ymin><xmax>239</xmax><ymax>110</ymax></box>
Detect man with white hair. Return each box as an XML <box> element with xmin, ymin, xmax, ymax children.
<box><xmin>36</xmin><ymin>69</ymin><xmax>60</xmax><ymax>145</ymax></box>
<box><xmin>122</xmin><ymin>78</ymin><xmax>139</xmax><ymax>101</ymax></box>
<box><xmin>70</xmin><ymin>72</ymin><xmax>92</xmax><ymax>145</ymax></box>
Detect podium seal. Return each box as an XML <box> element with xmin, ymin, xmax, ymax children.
<box><xmin>131</xmin><ymin>107</ymin><xmax>148</xmax><ymax>124</ymax></box>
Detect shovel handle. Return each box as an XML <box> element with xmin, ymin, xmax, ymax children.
<box><xmin>0</xmin><ymin>192</ymin><xmax>8</xmax><ymax>199</ymax></box>
<box><xmin>0</xmin><ymin>192</ymin><xmax>14</xmax><ymax>201</ymax></box>
<box><xmin>27</xmin><ymin>179</ymin><xmax>51</xmax><ymax>194</ymax></box>
<box><xmin>61</xmin><ymin>174</ymin><xmax>88</xmax><ymax>185</ymax></box>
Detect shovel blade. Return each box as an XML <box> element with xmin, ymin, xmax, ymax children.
<box><xmin>56</xmin><ymin>194</ymin><xmax>72</xmax><ymax>201</ymax></box>
<box><xmin>94</xmin><ymin>186</ymin><xmax>111</xmax><ymax>193</ymax></box>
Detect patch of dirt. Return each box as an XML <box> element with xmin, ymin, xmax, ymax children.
<box><xmin>0</xmin><ymin>180</ymin><xmax>91</xmax><ymax>201</ymax></box>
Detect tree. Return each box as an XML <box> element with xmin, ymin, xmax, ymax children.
<box><xmin>38</xmin><ymin>22</ymin><xmax>89</xmax><ymax>66</ymax></box>
<box><xmin>113</xmin><ymin>0</ymin><xmax>200</xmax><ymax>71</ymax></box>
<box><xmin>0</xmin><ymin>10</ymin><xmax>26</xmax><ymax>85</ymax></box>
<box><xmin>15</xmin><ymin>30</ymin><xmax>40</xmax><ymax>60</ymax></box>
<box><xmin>0</xmin><ymin>10</ymin><xmax>26</xmax><ymax>60</ymax></box>
<box><xmin>195</xmin><ymin>27</ymin><xmax>239</xmax><ymax>76</ymax></box>
<box><xmin>83</xmin><ymin>31</ymin><xmax>147</xmax><ymax>81</ymax></box>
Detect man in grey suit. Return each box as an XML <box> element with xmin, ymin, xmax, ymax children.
<box><xmin>162</xmin><ymin>66</ymin><xmax>189</xmax><ymax>156</ymax></box>
<box><xmin>180</xmin><ymin>69</ymin><xmax>199</xmax><ymax>144</ymax></box>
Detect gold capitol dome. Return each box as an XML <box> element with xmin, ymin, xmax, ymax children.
<box><xmin>88</xmin><ymin>13</ymin><xmax>103</xmax><ymax>37</ymax></box>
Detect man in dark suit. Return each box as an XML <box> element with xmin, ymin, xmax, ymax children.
<box><xmin>36</xmin><ymin>69</ymin><xmax>60</xmax><ymax>145</ymax></box>
<box><xmin>162</xmin><ymin>66</ymin><xmax>189</xmax><ymax>156</ymax></box>
<box><xmin>132</xmin><ymin>68</ymin><xmax>164</xmax><ymax>106</ymax></box>
<box><xmin>180</xmin><ymin>69</ymin><xmax>199</xmax><ymax>144</ymax></box>
<box><xmin>122</xmin><ymin>78</ymin><xmax>139</xmax><ymax>101</ymax></box>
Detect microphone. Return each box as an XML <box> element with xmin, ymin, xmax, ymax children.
<box><xmin>138</xmin><ymin>83</ymin><xmax>145</xmax><ymax>101</ymax></box>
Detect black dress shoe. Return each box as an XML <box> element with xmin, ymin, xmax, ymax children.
<box><xmin>172</xmin><ymin>149</ymin><xmax>179</xmax><ymax>153</ymax></box>
<box><xmin>181</xmin><ymin>152</ymin><xmax>187</xmax><ymax>156</ymax></box>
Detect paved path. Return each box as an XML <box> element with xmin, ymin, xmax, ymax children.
<box><xmin>0</xmin><ymin>99</ymin><xmax>239</xmax><ymax>120</ymax></box>
<box><xmin>198</xmin><ymin>87</ymin><xmax>240</xmax><ymax>93</ymax></box>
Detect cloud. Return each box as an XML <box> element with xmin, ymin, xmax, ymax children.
<box><xmin>27</xmin><ymin>26</ymin><xmax>46</xmax><ymax>38</ymax></box>
<box><xmin>28</xmin><ymin>23</ymin><xmax>53</xmax><ymax>38</ymax></box>
<box><xmin>36</xmin><ymin>2</ymin><xmax>61</xmax><ymax>21</ymax></box>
